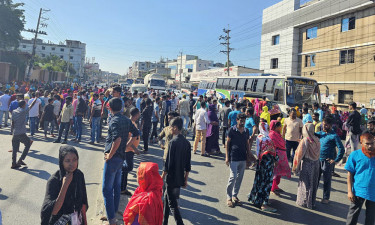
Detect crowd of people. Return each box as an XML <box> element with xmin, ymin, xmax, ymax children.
<box><xmin>0</xmin><ymin>80</ymin><xmax>374</xmax><ymax>225</ymax></box>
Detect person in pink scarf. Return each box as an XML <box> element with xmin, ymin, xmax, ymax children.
<box><xmin>269</xmin><ymin>120</ymin><xmax>291</xmax><ymax>196</ymax></box>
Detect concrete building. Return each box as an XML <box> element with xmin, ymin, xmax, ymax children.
<box><xmin>167</xmin><ymin>55</ymin><xmax>214</xmax><ymax>78</ymax></box>
<box><xmin>189</xmin><ymin>66</ymin><xmax>263</xmax><ymax>82</ymax></box>
<box><xmin>260</xmin><ymin>0</ymin><xmax>375</xmax><ymax>107</ymax></box>
<box><xmin>20</xmin><ymin>39</ymin><xmax>86</xmax><ymax>78</ymax></box>
<box><xmin>131</xmin><ymin>61</ymin><xmax>166</xmax><ymax>78</ymax></box>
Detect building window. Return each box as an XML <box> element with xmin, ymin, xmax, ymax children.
<box><xmin>338</xmin><ymin>90</ymin><xmax>353</xmax><ymax>104</ymax></box>
<box><xmin>306</xmin><ymin>27</ymin><xmax>318</xmax><ymax>39</ymax></box>
<box><xmin>272</xmin><ymin>35</ymin><xmax>280</xmax><ymax>45</ymax></box>
<box><xmin>342</xmin><ymin>17</ymin><xmax>355</xmax><ymax>32</ymax></box>
<box><xmin>42</xmin><ymin>53</ymin><xmax>45</xmax><ymax>57</ymax></box>
<box><xmin>60</xmin><ymin>48</ymin><xmax>64</xmax><ymax>52</ymax></box>
<box><xmin>199</xmin><ymin>64</ymin><xmax>201</xmax><ymax>67</ymax></box>
<box><xmin>60</xmin><ymin>55</ymin><xmax>64</xmax><ymax>59</ymax></box>
<box><xmin>42</xmin><ymin>46</ymin><xmax>45</xmax><ymax>50</ymax></box>
<box><xmin>52</xmin><ymin>47</ymin><xmax>55</xmax><ymax>50</ymax></box>
<box><xmin>305</xmin><ymin>54</ymin><xmax>316</xmax><ymax>67</ymax></box>
<box><xmin>271</xmin><ymin>58</ymin><xmax>278</xmax><ymax>69</ymax></box>
<box><xmin>70</xmin><ymin>56</ymin><xmax>73</xmax><ymax>60</ymax></box>
<box><xmin>70</xmin><ymin>49</ymin><xmax>74</xmax><ymax>52</ymax></box>
<box><xmin>340</xmin><ymin>49</ymin><xmax>355</xmax><ymax>64</ymax></box>
<box><xmin>22</xmin><ymin>45</ymin><xmax>26</xmax><ymax>48</ymax></box>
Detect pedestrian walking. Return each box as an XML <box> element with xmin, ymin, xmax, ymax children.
<box><xmin>123</xmin><ymin>162</ymin><xmax>163</xmax><ymax>225</ymax></box>
<box><xmin>41</xmin><ymin>146</ymin><xmax>88</xmax><ymax>225</ymax></box>
<box><xmin>346</xmin><ymin>102</ymin><xmax>362</xmax><ymax>156</ymax></box>
<box><xmin>0</xmin><ymin>90</ymin><xmax>11</xmax><ymax>128</ymax></box>
<box><xmin>72</xmin><ymin>93</ymin><xmax>87</xmax><ymax>142</ymax></box>
<box><xmin>283</xmin><ymin>108</ymin><xmax>303</xmax><ymax>162</ymax></box>
<box><xmin>89</xmin><ymin>93</ymin><xmax>102</xmax><ymax>144</ymax></box>
<box><xmin>220</xmin><ymin>100</ymin><xmax>232</xmax><ymax>147</ymax></box>
<box><xmin>269</xmin><ymin>120</ymin><xmax>291</xmax><ymax>196</ymax></box>
<box><xmin>193</xmin><ymin>102</ymin><xmax>211</xmax><ymax>156</ymax></box>
<box><xmin>54</xmin><ymin>96</ymin><xmax>73</xmax><ymax>144</ymax></box>
<box><xmin>248</xmin><ymin>120</ymin><xmax>278</xmax><ymax>212</ymax></box>
<box><xmin>226</xmin><ymin>113</ymin><xmax>256</xmax><ymax>208</ymax></box>
<box><xmin>28</xmin><ymin>92</ymin><xmax>42</xmax><ymax>136</ymax></box>
<box><xmin>227</xmin><ymin>103</ymin><xmax>241</xmax><ymax>128</ymax></box>
<box><xmin>10</xmin><ymin>99</ymin><xmax>37</xmax><ymax>169</ymax></box>
<box><xmin>345</xmin><ymin>133</ymin><xmax>375</xmax><ymax>225</ymax></box>
<box><xmin>103</xmin><ymin>98</ymin><xmax>139</xmax><ymax>225</ymax></box>
<box><xmin>41</xmin><ymin>99</ymin><xmax>55</xmax><ymax>138</ymax></box>
<box><xmin>292</xmin><ymin>123</ymin><xmax>321</xmax><ymax>209</ymax></box>
<box><xmin>188</xmin><ymin>93</ymin><xmax>195</xmax><ymax>129</ymax></box>
<box><xmin>178</xmin><ymin>95</ymin><xmax>190</xmax><ymax>130</ymax></box>
<box><xmin>162</xmin><ymin>117</ymin><xmax>191</xmax><ymax>225</ymax></box>
<box><xmin>205</xmin><ymin>104</ymin><xmax>221</xmax><ymax>155</ymax></box>
<box><xmin>150</xmin><ymin>97</ymin><xmax>160</xmax><ymax>143</ymax></box>
<box><xmin>315</xmin><ymin>116</ymin><xmax>345</xmax><ymax>204</ymax></box>
<box><xmin>141</xmin><ymin>98</ymin><xmax>153</xmax><ymax>152</ymax></box>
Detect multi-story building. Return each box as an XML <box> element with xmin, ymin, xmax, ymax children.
<box><xmin>131</xmin><ymin>61</ymin><xmax>166</xmax><ymax>78</ymax></box>
<box><xmin>167</xmin><ymin>55</ymin><xmax>214</xmax><ymax>78</ymax></box>
<box><xmin>20</xmin><ymin>39</ymin><xmax>86</xmax><ymax>78</ymax></box>
<box><xmin>260</xmin><ymin>0</ymin><xmax>375</xmax><ymax>107</ymax></box>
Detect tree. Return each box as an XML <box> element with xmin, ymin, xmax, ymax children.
<box><xmin>34</xmin><ymin>55</ymin><xmax>76</xmax><ymax>75</ymax></box>
<box><xmin>225</xmin><ymin>60</ymin><xmax>234</xmax><ymax>67</ymax></box>
<box><xmin>0</xmin><ymin>0</ymin><xmax>25</xmax><ymax>50</ymax></box>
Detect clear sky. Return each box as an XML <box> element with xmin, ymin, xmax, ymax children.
<box><xmin>17</xmin><ymin>0</ymin><xmax>288</xmax><ymax>75</ymax></box>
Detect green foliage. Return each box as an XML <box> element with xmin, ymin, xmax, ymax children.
<box><xmin>34</xmin><ymin>55</ymin><xmax>76</xmax><ymax>74</ymax></box>
<box><xmin>224</xmin><ymin>60</ymin><xmax>234</xmax><ymax>67</ymax></box>
<box><xmin>0</xmin><ymin>0</ymin><xmax>25</xmax><ymax>49</ymax></box>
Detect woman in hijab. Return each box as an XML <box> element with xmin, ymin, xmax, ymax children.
<box><xmin>205</xmin><ymin>104</ymin><xmax>221</xmax><ymax>155</ymax></box>
<box><xmin>269</xmin><ymin>120</ymin><xmax>291</xmax><ymax>196</ymax></box>
<box><xmin>292</xmin><ymin>123</ymin><xmax>320</xmax><ymax>209</ymax></box>
<box><xmin>41</xmin><ymin>146</ymin><xmax>88</xmax><ymax>225</ymax></box>
<box><xmin>248</xmin><ymin>119</ymin><xmax>278</xmax><ymax>212</ymax></box>
<box><xmin>123</xmin><ymin>162</ymin><xmax>163</xmax><ymax>225</ymax></box>
<box><xmin>260</xmin><ymin>105</ymin><xmax>271</xmax><ymax>125</ymax></box>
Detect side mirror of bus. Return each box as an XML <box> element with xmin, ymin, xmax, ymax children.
<box><xmin>287</xmin><ymin>86</ymin><xmax>293</xmax><ymax>95</ymax></box>
<box><xmin>326</xmin><ymin>89</ymin><xmax>329</xmax><ymax>98</ymax></box>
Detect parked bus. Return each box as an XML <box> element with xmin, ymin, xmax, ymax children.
<box><xmin>197</xmin><ymin>81</ymin><xmax>216</xmax><ymax>97</ymax></box>
<box><xmin>215</xmin><ymin>75</ymin><xmax>328</xmax><ymax>114</ymax></box>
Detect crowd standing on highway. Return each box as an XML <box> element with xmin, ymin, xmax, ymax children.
<box><xmin>0</xmin><ymin>80</ymin><xmax>374</xmax><ymax>225</ymax></box>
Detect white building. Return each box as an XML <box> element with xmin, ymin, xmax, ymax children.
<box><xmin>131</xmin><ymin>61</ymin><xmax>165</xmax><ymax>78</ymax></box>
<box><xmin>167</xmin><ymin>55</ymin><xmax>214</xmax><ymax>77</ymax></box>
<box><xmin>20</xmin><ymin>39</ymin><xmax>86</xmax><ymax>77</ymax></box>
<box><xmin>189</xmin><ymin>66</ymin><xmax>263</xmax><ymax>82</ymax></box>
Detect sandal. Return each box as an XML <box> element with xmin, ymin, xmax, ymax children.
<box><xmin>232</xmin><ymin>197</ymin><xmax>242</xmax><ymax>206</ymax></box>
<box><xmin>227</xmin><ymin>200</ymin><xmax>235</xmax><ymax>208</ymax></box>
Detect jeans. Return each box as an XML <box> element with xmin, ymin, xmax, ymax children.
<box><xmin>43</xmin><ymin>120</ymin><xmax>54</xmax><ymax>135</ymax></box>
<box><xmin>12</xmin><ymin>133</ymin><xmax>31</xmax><ymax>164</ymax></box>
<box><xmin>75</xmin><ymin>116</ymin><xmax>83</xmax><ymax>140</ymax></box>
<box><xmin>159</xmin><ymin>114</ymin><xmax>165</xmax><ymax>131</ymax></box>
<box><xmin>121</xmin><ymin>152</ymin><xmax>134</xmax><ymax>191</ymax></box>
<box><xmin>91</xmin><ymin>117</ymin><xmax>101</xmax><ymax>142</ymax></box>
<box><xmin>348</xmin><ymin>131</ymin><xmax>360</xmax><ymax>155</ymax></box>
<box><xmin>142</xmin><ymin>125</ymin><xmax>151</xmax><ymax>151</ymax></box>
<box><xmin>102</xmin><ymin>156</ymin><xmax>123</xmax><ymax>224</ymax></box>
<box><xmin>163</xmin><ymin>184</ymin><xmax>184</xmax><ymax>225</ymax></box>
<box><xmin>226</xmin><ymin>160</ymin><xmax>246</xmax><ymax>199</ymax></box>
<box><xmin>180</xmin><ymin>115</ymin><xmax>190</xmax><ymax>130</ymax></box>
<box><xmin>51</xmin><ymin>118</ymin><xmax>58</xmax><ymax>133</ymax></box>
<box><xmin>286</xmin><ymin>140</ymin><xmax>299</xmax><ymax>162</ymax></box>
<box><xmin>318</xmin><ymin>160</ymin><xmax>333</xmax><ymax>200</ymax></box>
<box><xmin>29</xmin><ymin>117</ymin><xmax>37</xmax><ymax>135</ymax></box>
<box><xmin>57</xmin><ymin>122</ymin><xmax>70</xmax><ymax>141</ymax></box>
<box><xmin>0</xmin><ymin>110</ymin><xmax>9</xmax><ymax>126</ymax></box>
<box><xmin>193</xmin><ymin>129</ymin><xmax>207</xmax><ymax>154</ymax></box>
<box><xmin>151</xmin><ymin>121</ymin><xmax>158</xmax><ymax>140</ymax></box>
<box><xmin>346</xmin><ymin>196</ymin><xmax>375</xmax><ymax>225</ymax></box>
<box><xmin>222</xmin><ymin>127</ymin><xmax>228</xmax><ymax>145</ymax></box>
<box><xmin>72</xmin><ymin>116</ymin><xmax>76</xmax><ymax>133</ymax></box>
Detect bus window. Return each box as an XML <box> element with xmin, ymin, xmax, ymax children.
<box><xmin>229</xmin><ymin>79</ymin><xmax>237</xmax><ymax>90</ymax></box>
<box><xmin>246</xmin><ymin>79</ymin><xmax>254</xmax><ymax>92</ymax></box>
<box><xmin>263</xmin><ymin>79</ymin><xmax>268</xmax><ymax>92</ymax></box>
<box><xmin>256</xmin><ymin>79</ymin><xmax>265</xmax><ymax>92</ymax></box>
<box><xmin>216</xmin><ymin>79</ymin><xmax>223</xmax><ymax>89</ymax></box>
<box><xmin>209</xmin><ymin>83</ymin><xmax>215</xmax><ymax>89</ymax></box>
<box><xmin>265</xmin><ymin>78</ymin><xmax>275</xmax><ymax>93</ymax></box>
<box><xmin>252</xmin><ymin>79</ymin><xmax>258</xmax><ymax>92</ymax></box>
<box><xmin>237</xmin><ymin>79</ymin><xmax>246</xmax><ymax>91</ymax></box>
<box><xmin>223</xmin><ymin>78</ymin><xmax>230</xmax><ymax>89</ymax></box>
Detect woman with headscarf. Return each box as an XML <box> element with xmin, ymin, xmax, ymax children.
<box><xmin>254</xmin><ymin>98</ymin><xmax>260</xmax><ymax>117</ymax></box>
<box><xmin>41</xmin><ymin>146</ymin><xmax>88</xmax><ymax>225</ymax></box>
<box><xmin>205</xmin><ymin>104</ymin><xmax>221</xmax><ymax>155</ymax></box>
<box><xmin>123</xmin><ymin>162</ymin><xmax>163</xmax><ymax>225</ymax></box>
<box><xmin>248</xmin><ymin>120</ymin><xmax>278</xmax><ymax>212</ymax></box>
<box><xmin>295</xmin><ymin>106</ymin><xmax>302</xmax><ymax>118</ymax></box>
<box><xmin>292</xmin><ymin>123</ymin><xmax>320</xmax><ymax>209</ymax></box>
<box><xmin>269</xmin><ymin>120</ymin><xmax>291</xmax><ymax>196</ymax></box>
<box><xmin>260</xmin><ymin>105</ymin><xmax>271</xmax><ymax>125</ymax></box>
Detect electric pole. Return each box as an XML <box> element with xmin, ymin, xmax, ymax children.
<box><xmin>179</xmin><ymin>51</ymin><xmax>183</xmax><ymax>89</ymax></box>
<box><xmin>219</xmin><ymin>25</ymin><xmax>233</xmax><ymax>76</ymax></box>
<box><xmin>25</xmin><ymin>8</ymin><xmax>49</xmax><ymax>81</ymax></box>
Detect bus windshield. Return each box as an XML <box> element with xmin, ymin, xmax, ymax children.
<box><xmin>287</xmin><ymin>78</ymin><xmax>319</xmax><ymax>106</ymax></box>
<box><xmin>150</xmin><ymin>79</ymin><xmax>165</xmax><ymax>87</ymax></box>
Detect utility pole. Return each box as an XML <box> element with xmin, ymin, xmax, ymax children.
<box><xmin>219</xmin><ymin>25</ymin><xmax>233</xmax><ymax>77</ymax></box>
<box><xmin>179</xmin><ymin>51</ymin><xmax>183</xmax><ymax>88</ymax></box>
<box><xmin>25</xmin><ymin>8</ymin><xmax>49</xmax><ymax>81</ymax></box>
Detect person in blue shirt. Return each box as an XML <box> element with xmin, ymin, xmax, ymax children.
<box><xmin>315</xmin><ymin>116</ymin><xmax>345</xmax><ymax>204</ymax></box>
<box><xmin>313</xmin><ymin>103</ymin><xmax>323</xmax><ymax>122</ymax></box>
<box><xmin>228</xmin><ymin>103</ymin><xmax>241</xmax><ymax>127</ymax></box>
<box><xmin>302</xmin><ymin>107</ymin><xmax>313</xmax><ymax>125</ymax></box>
<box><xmin>345</xmin><ymin>133</ymin><xmax>375</xmax><ymax>225</ymax></box>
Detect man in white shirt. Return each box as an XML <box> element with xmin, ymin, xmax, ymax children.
<box><xmin>193</xmin><ymin>102</ymin><xmax>217</xmax><ymax>156</ymax></box>
<box><xmin>178</xmin><ymin>95</ymin><xmax>190</xmax><ymax>130</ymax></box>
<box><xmin>0</xmin><ymin>90</ymin><xmax>11</xmax><ymax>128</ymax></box>
<box><xmin>171</xmin><ymin>94</ymin><xmax>178</xmax><ymax>112</ymax></box>
<box><xmin>28</xmin><ymin>92</ymin><xmax>42</xmax><ymax>136</ymax></box>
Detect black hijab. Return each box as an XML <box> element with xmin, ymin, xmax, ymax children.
<box><xmin>41</xmin><ymin>146</ymin><xmax>88</xmax><ymax>225</ymax></box>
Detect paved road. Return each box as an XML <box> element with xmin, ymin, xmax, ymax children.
<box><xmin>0</xmin><ymin>122</ymin><xmax>104</xmax><ymax>225</ymax></box>
<box><xmin>103</xmin><ymin>131</ymin><xmax>366</xmax><ymax>225</ymax></box>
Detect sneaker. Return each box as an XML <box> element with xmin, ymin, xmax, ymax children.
<box><xmin>18</xmin><ymin>160</ymin><xmax>27</xmax><ymax>166</ymax></box>
<box><xmin>321</xmin><ymin>199</ymin><xmax>330</xmax><ymax>204</ymax></box>
<box><xmin>227</xmin><ymin>200</ymin><xmax>235</xmax><ymax>208</ymax></box>
<box><xmin>11</xmin><ymin>163</ymin><xmax>21</xmax><ymax>169</ymax></box>
<box><xmin>53</xmin><ymin>140</ymin><xmax>61</xmax><ymax>143</ymax></box>
<box><xmin>121</xmin><ymin>190</ymin><xmax>133</xmax><ymax>196</ymax></box>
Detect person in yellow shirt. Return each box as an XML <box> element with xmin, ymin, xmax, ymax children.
<box><xmin>313</xmin><ymin>112</ymin><xmax>322</xmax><ymax>133</ymax></box>
<box><xmin>260</xmin><ymin>105</ymin><xmax>271</xmax><ymax>125</ymax></box>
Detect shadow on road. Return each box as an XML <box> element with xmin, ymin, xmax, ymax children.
<box><xmin>27</xmin><ymin>150</ymin><xmax>59</xmax><ymax>165</ymax></box>
<box><xmin>18</xmin><ymin>167</ymin><xmax>51</xmax><ymax>180</ymax></box>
